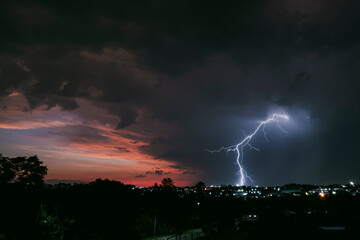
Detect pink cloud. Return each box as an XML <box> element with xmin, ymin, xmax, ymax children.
<box><xmin>0</xmin><ymin>93</ymin><xmax>199</xmax><ymax>186</ymax></box>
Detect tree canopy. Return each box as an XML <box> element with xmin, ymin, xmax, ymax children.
<box><xmin>161</xmin><ymin>177</ymin><xmax>175</xmax><ymax>188</ymax></box>
<box><xmin>0</xmin><ymin>153</ymin><xmax>47</xmax><ymax>186</ymax></box>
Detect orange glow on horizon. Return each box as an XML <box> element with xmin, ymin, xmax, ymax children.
<box><xmin>0</xmin><ymin>96</ymin><xmax>199</xmax><ymax>187</ymax></box>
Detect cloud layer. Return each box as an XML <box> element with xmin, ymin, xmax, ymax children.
<box><xmin>1</xmin><ymin>0</ymin><xmax>360</xmax><ymax>186</ymax></box>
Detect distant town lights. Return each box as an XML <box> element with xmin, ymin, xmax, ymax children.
<box><xmin>350</xmin><ymin>181</ymin><xmax>355</xmax><ymax>186</ymax></box>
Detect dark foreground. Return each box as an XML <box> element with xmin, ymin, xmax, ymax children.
<box><xmin>0</xmin><ymin>180</ymin><xmax>359</xmax><ymax>240</ymax></box>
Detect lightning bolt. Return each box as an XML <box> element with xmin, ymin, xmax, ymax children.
<box><xmin>205</xmin><ymin>114</ymin><xmax>289</xmax><ymax>186</ymax></box>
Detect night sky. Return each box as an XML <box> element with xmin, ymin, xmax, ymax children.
<box><xmin>1</xmin><ymin>0</ymin><xmax>360</xmax><ymax>186</ymax></box>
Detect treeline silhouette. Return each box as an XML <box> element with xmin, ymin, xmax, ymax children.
<box><xmin>1</xmin><ymin>154</ymin><xmax>360</xmax><ymax>240</ymax></box>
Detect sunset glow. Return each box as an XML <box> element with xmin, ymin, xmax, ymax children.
<box><xmin>0</xmin><ymin>93</ymin><xmax>198</xmax><ymax>186</ymax></box>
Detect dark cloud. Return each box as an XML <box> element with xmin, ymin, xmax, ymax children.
<box><xmin>114</xmin><ymin>106</ymin><xmax>138</xmax><ymax>129</ymax></box>
<box><xmin>154</xmin><ymin>170</ymin><xmax>163</xmax><ymax>175</ymax></box>
<box><xmin>288</xmin><ymin>72</ymin><xmax>311</xmax><ymax>94</ymax></box>
<box><xmin>170</xmin><ymin>165</ymin><xmax>187</xmax><ymax>170</ymax></box>
<box><xmin>151</xmin><ymin>137</ymin><xmax>166</xmax><ymax>145</ymax></box>
<box><xmin>28</xmin><ymin>95</ymin><xmax>79</xmax><ymax>111</ymax></box>
<box><xmin>115</xmin><ymin>147</ymin><xmax>130</xmax><ymax>153</ymax></box>
<box><xmin>49</xmin><ymin>126</ymin><xmax>109</xmax><ymax>143</ymax></box>
<box><xmin>135</xmin><ymin>174</ymin><xmax>146</xmax><ymax>178</ymax></box>
<box><xmin>12</xmin><ymin>5</ymin><xmax>54</xmax><ymax>27</ymax></box>
<box><xmin>275</xmin><ymin>71</ymin><xmax>312</xmax><ymax>107</ymax></box>
<box><xmin>1</xmin><ymin>0</ymin><xmax>360</xmax><ymax>185</ymax></box>
<box><xmin>143</xmin><ymin>169</ymin><xmax>171</xmax><ymax>176</ymax></box>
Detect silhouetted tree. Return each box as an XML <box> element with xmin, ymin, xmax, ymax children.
<box><xmin>0</xmin><ymin>154</ymin><xmax>16</xmax><ymax>184</ymax></box>
<box><xmin>14</xmin><ymin>155</ymin><xmax>48</xmax><ymax>186</ymax></box>
<box><xmin>0</xmin><ymin>153</ymin><xmax>47</xmax><ymax>186</ymax></box>
<box><xmin>161</xmin><ymin>178</ymin><xmax>175</xmax><ymax>188</ymax></box>
<box><xmin>195</xmin><ymin>181</ymin><xmax>206</xmax><ymax>190</ymax></box>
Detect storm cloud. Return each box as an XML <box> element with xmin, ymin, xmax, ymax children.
<box><xmin>1</xmin><ymin>0</ymin><xmax>360</xmax><ymax>186</ymax></box>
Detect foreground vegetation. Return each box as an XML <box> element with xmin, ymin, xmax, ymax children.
<box><xmin>1</xmin><ymin>154</ymin><xmax>359</xmax><ymax>240</ymax></box>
